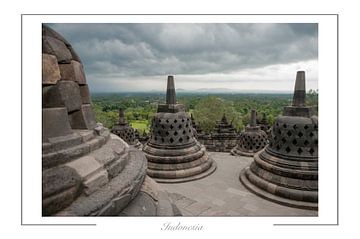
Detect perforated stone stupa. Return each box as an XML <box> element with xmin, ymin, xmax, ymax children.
<box><xmin>239</xmin><ymin>71</ymin><xmax>318</xmax><ymax>210</ymax></box>
<box><xmin>42</xmin><ymin>25</ymin><xmax>180</xmax><ymax>216</ymax></box>
<box><xmin>111</xmin><ymin>108</ymin><xmax>143</xmax><ymax>149</ymax></box>
<box><xmin>231</xmin><ymin>109</ymin><xmax>268</xmax><ymax>157</ymax></box>
<box><xmin>143</xmin><ymin>76</ymin><xmax>216</xmax><ymax>183</ymax></box>
<box><xmin>198</xmin><ymin>114</ymin><xmax>238</xmax><ymax>152</ymax></box>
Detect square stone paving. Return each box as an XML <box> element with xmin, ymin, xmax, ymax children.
<box><xmin>159</xmin><ymin>152</ymin><xmax>318</xmax><ymax>216</ymax></box>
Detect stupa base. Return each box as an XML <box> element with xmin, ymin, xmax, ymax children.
<box><xmin>239</xmin><ymin>167</ymin><xmax>318</xmax><ymax>210</ymax></box>
<box><xmin>149</xmin><ymin>161</ymin><xmax>217</xmax><ymax>184</ymax></box>
<box><xmin>230</xmin><ymin>148</ymin><xmax>258</xmax><ymax>157</ymax></box>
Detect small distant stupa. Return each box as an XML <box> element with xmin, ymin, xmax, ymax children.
<box><xmin>239</xmin><ymin>71</ymin><xmax>318</xmax><ymax>210</ymax></box>
<box><xmin>210</xmin><ymin>114</ymin><xmax>238</xmax><ymax>152</ymax></box>
<box><xmin>111</xmin><ymin>108</ymin><xmax>142</xmax><ymax>149</ymax></box>
<box><xmin>231</xmin><ymin>109</ymin><xmax>268</xmax><ymax>157</ymax></box>
<box><xmin>143</xmin><ymin>76</ymin><xmax>216</xmax><ymax>183</ymax></box>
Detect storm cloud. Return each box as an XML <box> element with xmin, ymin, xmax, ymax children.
<box><xmin>48</xmin><ymin>23</ymin><xmax>318</xmax><ymax>92</ymax></box>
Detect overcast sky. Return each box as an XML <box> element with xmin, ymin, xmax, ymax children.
<box><xmin>48</xmin><ymin>23</ymin><xmax>318</xmax><ymax>93</ymax></box>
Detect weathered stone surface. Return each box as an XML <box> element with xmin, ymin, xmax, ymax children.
<box><xmin>68</xmin><ymin>104</ymin><xmax>97</xmax><ymax>129</ymax></box>
<box><xmin>144</xmin><ymin>76</ymin><xmax>216</xmax><ymax>183</ymax></box>
<box><xmin>66</xmin><ymin>155</ymin><xmax>109</xmax><ymax>195</ymax></box>
<box><xmin>239</xmin><ymin>71</ymin><xmax>318</xmax><ymax>210</ymax></box>
<box><xmin>42</xmin><ymin>54</ymin><xmax>61</xmax><ymax>85</ymax></box>
<box><xmin>47</xmin><ymin>132</ymin><xmax>83</xmax><ymax>152</ymax></box>
<box><xmin>42</xmin><ymin>36</ymin><xmax>72</xmax><ymax>63</ymax></box>
<box><xmin>68</xmin><ymin>46</ymin><xmax>82</xmax><ymax>62</ymax></box>
<box><xmin>79</xmin><ymin>85</ymin><xmax>91</xmax><ymax>104</ymax></box>
<box><xmin>42</xmin><ymin>166</ymin><xmax>81</xmax><ymax>215</ymax></box>
<box><xmin>72</xmin><ymin>60</ymin><xmax>86</xmax><ymax>84</ymax></box>
<box><xmin>42</xmin><ymin>25</ymin><xmax>178</xmax><ymax>217</ymax></box>
<box><xmin>59</xmin><ymin>63</ymin><xmax>76</xmax><ymax>81</ymax></box>
<box><xmin>66</xmin><ymin>155</ymin><xmax>102</xmax><ymax>179</ymax></box>
<box><xmin>42</xmin><ymin>24</ymin><xmax>71</xmax><ymax>46</ymax></box>
<box><xmin>97</xmin><ymin>194</ymin><xmax>132</xmax><ymax>216</ymax></box>
<box><xmin>83</xmin><ymin>170</ymin><xmax>108</xmax><ymax>195</ymax></box>
<box><xmin>119</xmin><ymin>192</ymin><xmax>157</xmax><ymax>216</ymax></box>
<box><xmin>43</xmin><ymin>81</ymin><xmax>82</xmax><ymax>113</ymax></box>
<box><xmin>42</xmin><ymin>165</ymin><xmax>81</xmax><ymax>198</ymax></box>
<box><xmin>42</xmin><ymin>107</ymin><xmax>72</xmax><ymax>142</ymax></box>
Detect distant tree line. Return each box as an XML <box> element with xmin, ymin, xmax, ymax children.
<box><xmin>91</xmin><ymin>90</ymin><xmax>318</xmax><ymax>133</ymax></box>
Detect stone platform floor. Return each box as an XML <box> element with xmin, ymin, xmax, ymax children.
<box><xmin>159</xmin><ymin>152</ymin><xmax>317</xmax><ymax>216</ymax></box>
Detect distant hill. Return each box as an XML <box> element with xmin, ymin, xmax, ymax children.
<box><xmin>92</xmin><ymin>88</ymin><xmax>292</xmax><ymax>94</ymax></box>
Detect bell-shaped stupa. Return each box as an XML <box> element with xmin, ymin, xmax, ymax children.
<box><xmin>209</xmin><ymin>114</ymin><xmax>238</xmax><ymax>152</ymax></box>
<box><xmin>42</xmin><ymin>25</ymin><xmax>180</xmax><ymax>216</ymax></box>
<box><xmin>239</xmin><ymin>71</ymin><xmax>318</xmax><ymax>210</ymax></box>
<box><xmin>143</xmin><ymin>76</ymin><xmax>217</xmax><ymax>183</ymax></box>
<box><xmin>111</xmin><ymin>108</ymin><xmax>143</xmax><ymax>149</ymax></box>
<box><xmin>231</xmin><ymin>109</ymin><xmax>268</xmax><ymax>157</ymax></box>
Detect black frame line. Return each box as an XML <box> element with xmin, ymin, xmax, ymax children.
<box><xmin>21</xmin><ymin>13</ymin><xmax>339</xmax><ymax>227</ymax></box>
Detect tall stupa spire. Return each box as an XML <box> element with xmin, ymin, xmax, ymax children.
<box><xmin>166</xmin><ymin>75</ymin><xmax>176</xmax><ymax>104</ymax></box>
<box><xmin>118</xmin><ymin>108</ymin><xmax>126</xmax><ymax>124</ymax></box>
<box><xmin>250</xmin><ymin>109</ymin><xmax>257</xmax><ymax>127</ymax></box>
<box><xmin>292</xmin><ymin>71</ymin><xmax>306</xmax><ymax>107</ymax></box>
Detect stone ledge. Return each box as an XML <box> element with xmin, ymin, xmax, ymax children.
<box><xmin>56</xmin><ymin>148</ymin><xmax>147</xmax><ymax>216</ymax></box>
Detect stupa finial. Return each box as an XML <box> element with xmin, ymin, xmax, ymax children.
<box><xmin>166</xmin><ymin>75</ymin><xmax>176</xmax><ymax>104</ymax></box>
<box><xmin>118</xmin><ymin>108</ymin><xmax>126</xmax><ymax>124</ymax></box>
<box><xmin>292</xmin><ymin>71</ymin><xmax>306</xmax><ymax>107</ymax></box>
<box><xmin>250</xmin><ymin>109</ymin><xmax>257</xmax><ymax>127</ymax></box>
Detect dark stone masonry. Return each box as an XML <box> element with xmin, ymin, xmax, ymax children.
<box><xmin>231</xmin><ymin>109</ymin><xmax>268</xmax><ymax>157</ymax></box>
<box><xmin>197</xmin><ymin>114</ymin><xmax>238</xmax><ymax>152</ymax></box>
<box><xmin>239</xmin><ymin>71</ymin><xmax>318</xmax><ymax>210</ymax></box>
<box><xmin>143</xmin><ymin>76</ymin><xmax>217</xmax><ymax>183</ymax></box>
<box><xmin>42</xmin><ymin>25</ymin><xmax>180</xmax><ymax>216</ymax></box>
<box><xmin>111</xmin><ymin>108</ymin><xmax>143</xmax><ymax>149</ymax></box>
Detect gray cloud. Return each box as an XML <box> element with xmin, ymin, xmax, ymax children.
<box><xmin>47</xmin><ymin>23</ymin><xmax>317</xmax><ymax>92</ymax></box>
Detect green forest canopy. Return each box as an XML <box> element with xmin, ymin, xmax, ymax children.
<box><xmin>91</xmin><ymin>90</ymin><xmax>318</xmax><ymax>134</ymax></box>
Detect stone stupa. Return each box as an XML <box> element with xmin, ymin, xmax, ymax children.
<box><xmin>210</xmin><ymin>114</ymin><xmax>238</xmax><ymax>152</ymax></box>
<box><xmin>231</xmin><ymin>109</ymin><xmax>268</xmax><ymax>157</ymax></box>
<box><xmin>239</xmin><ymin>71</ymin><xmax>318</xmax><ymax>210</ymax></box>
<box><xmin>143</xmin><ymin>76</ymin><xmax>216</xmax><ymax>183</ymax></box>
<box><xmin>42</xmin><ymin>25</ymin><xmax>180</xmax><ymax>216</ymax></box>
<box><xmin>111</xmin><ymin>108</ymin><xmax>143</xmax><ymax>149</ymax></box>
